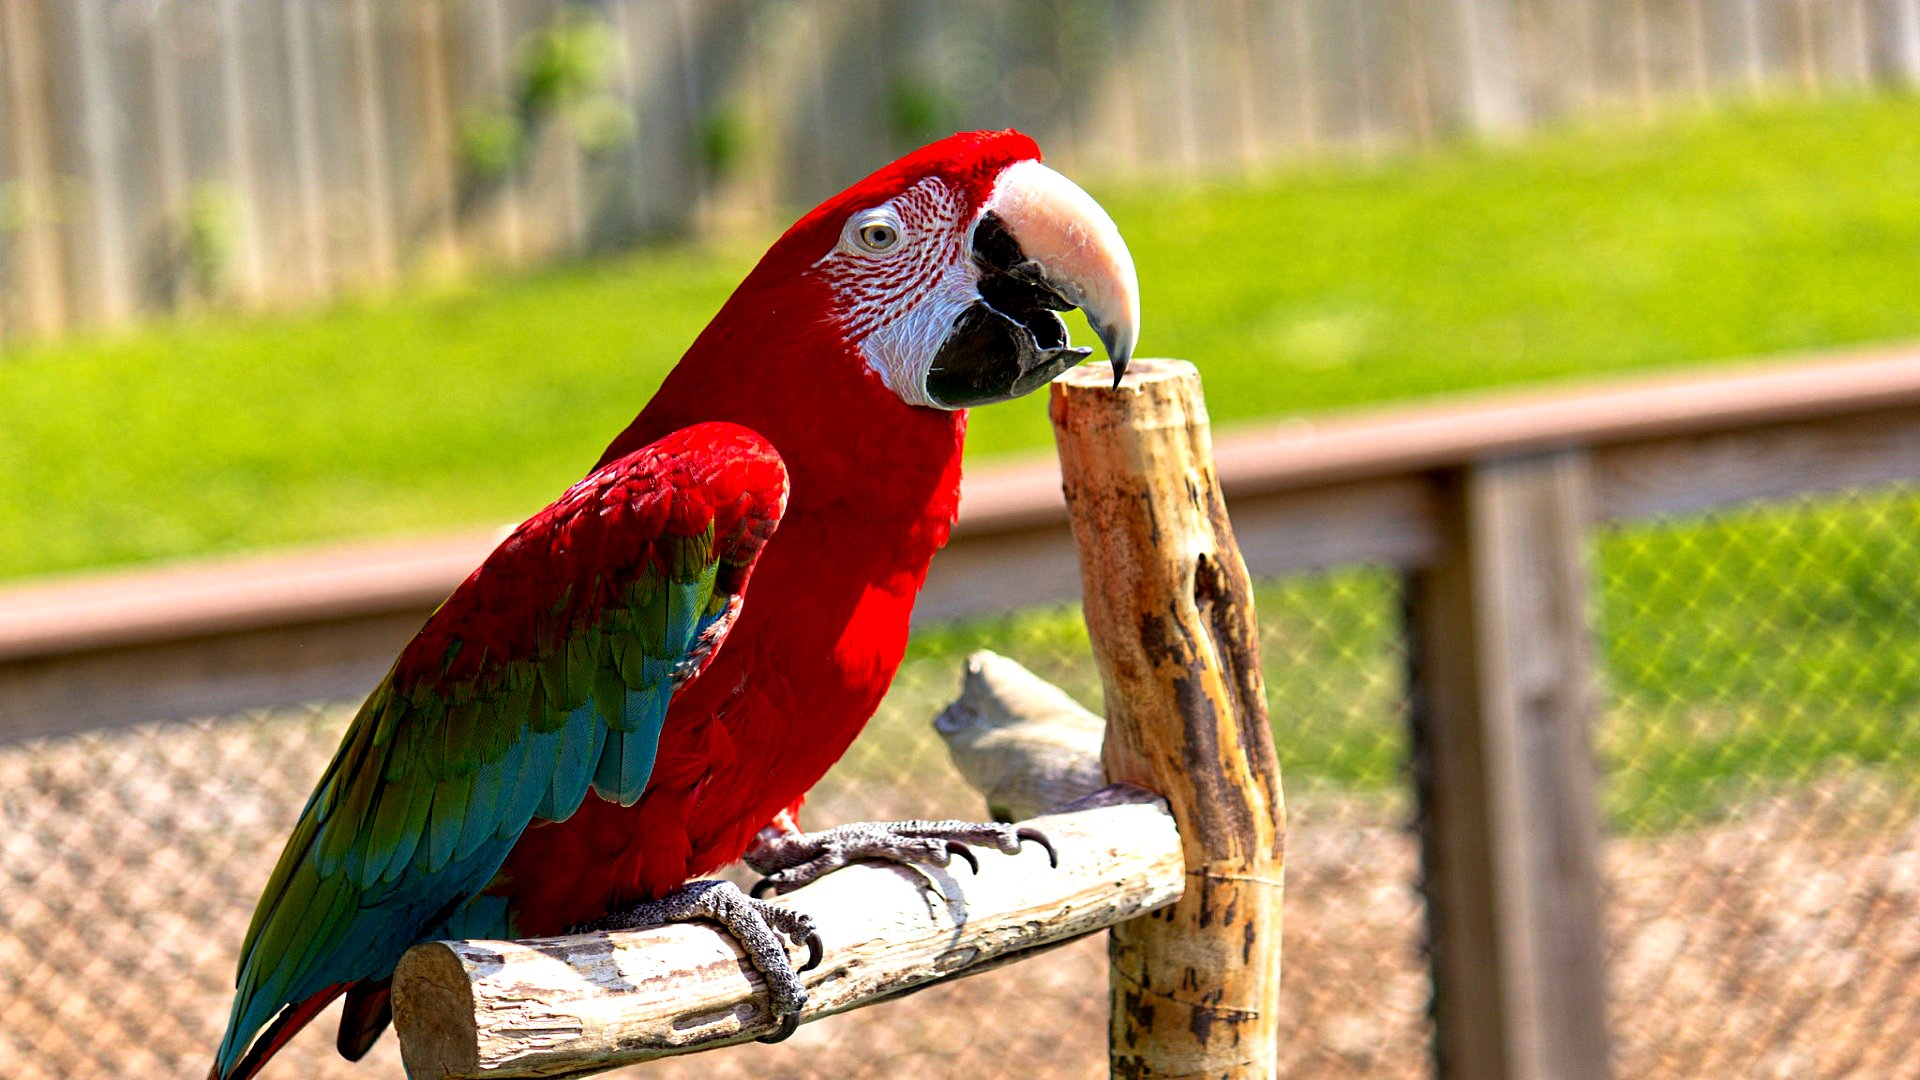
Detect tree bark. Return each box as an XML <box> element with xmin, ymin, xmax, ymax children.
<box><xmin>1050</xmin><ymin>358</ymin><xmax>1286</xmax><ymax>1078</ymax></box>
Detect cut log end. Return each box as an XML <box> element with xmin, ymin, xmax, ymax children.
<box><xmin>391</xmin><ymin>944</ymin><xmax>480</xmax><ymax>1078</ymax></box>
<box><xmin>1055</xmin><ymin>357</ymin><xmax>1199</xmax><ymax>390</ymax></box>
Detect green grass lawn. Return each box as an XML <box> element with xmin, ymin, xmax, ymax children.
<box><xmin>7</xmin><ymin>95</ymin><xmax>1920</xmax><ymax>582</ymax></box>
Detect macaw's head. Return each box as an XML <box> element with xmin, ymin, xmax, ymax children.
<box><xmin>740</xmin><ymin>130</ymin><xmax>1139</xmax><ymax>410</ymax></box>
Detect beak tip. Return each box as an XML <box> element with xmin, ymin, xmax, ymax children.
<box><xmin>1093</xmin><ymin>319</ymin><xmax>1134</xmax><ymax>390</ymax></box>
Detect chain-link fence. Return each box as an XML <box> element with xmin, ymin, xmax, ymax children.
<box><xmin>5</xmin><ymin>483</ymin><xmax>1919</xmax><ymax>1078</ymax></box>
<box><xmin>1597</xmin><ymin>484</ymin><xmax>1920</xmax><ymax>1078</ymax></box>
<box><xmin>0</xmin><ymin>568</ymin><xmax>1418</xmax><ymax>1079</ymax></box>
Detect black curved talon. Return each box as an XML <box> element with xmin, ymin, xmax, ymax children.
<box><xmin>1016</xmin><ymin>826</ymin><xmax>1060</xmax><ymax>868</ymax></box>
<box><xmin>944</xmin><ymin>840</ymin><xmax>981</xmax><ymax>875</ymax></box>
<box><xmin>750</xmin><ymin>877</ymin><xmax>778</xmax><ymax>900</ymax></box>
<box><xmin>758</xmin><ymin>1010</ymin><xmax>802</xmax><ymax>1044</ymax></box>
<box><xmin>800</xmin><ymin>930</ymin><xmax>825</xmax><ymax>973</ymax></box>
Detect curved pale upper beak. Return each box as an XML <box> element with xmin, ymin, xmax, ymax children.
<box><xmin>920</xmin><ymin>158</ymin><xmax>1141</xmax><ymax>409</ymax></box>
<box><xmin>979</xmin><ymin>160</ymin><xmax>1140</xmax><ymax>385</ymax></box>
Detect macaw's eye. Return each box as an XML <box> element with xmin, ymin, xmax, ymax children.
<box><xmin>855</xmin><ymin>221</ymin><xmax>900</xmax><ymax>253</ymax></box>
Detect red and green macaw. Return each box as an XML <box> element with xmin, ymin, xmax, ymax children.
<box><xmin>212</xmin><ymin>130</ymin><xmax>1139</xmax><ymax>1079</ymax></box>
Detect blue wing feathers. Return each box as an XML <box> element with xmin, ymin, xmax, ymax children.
<box><xmin>536</xmin><ymin>705</ymin><xmax>607</xmax><ymax>823</ymax></box>
<box><xmin>591</xmin><ymin>727</ymin><xmax>628</xmax><ymax>804</ymax></box>
<box><xmin>457</xmin><ymin>753</ymin><xmax>510</xmax><ymax>863</ymax></box>
<box><xmin>501</xmin><ymin>729</ymin><xmax>557</xmax><ymax>840</ymax></box>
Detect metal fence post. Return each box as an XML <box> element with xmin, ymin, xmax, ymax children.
<box><xmin>1405</xmin><ymin>451</ymin><xmax>1613</xmax><ymax>1080</ymax></box>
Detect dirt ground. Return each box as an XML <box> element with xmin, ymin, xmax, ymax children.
<box><xmin>5</xmin><ymin>712</ymin><xmax>1918</xmax><ymax>1079</ymax></box>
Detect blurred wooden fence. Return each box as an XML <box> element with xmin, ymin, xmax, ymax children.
<box><xmin>2</xmin><ymin>0</ymin><xmax>1918</xmax><ymax>344</ymax></box>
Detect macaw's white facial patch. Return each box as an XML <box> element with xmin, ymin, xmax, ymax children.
<box><xmin>812</xmin><ymin>176</ymin><xmax>981</xmax><ymax>409</ymax></box>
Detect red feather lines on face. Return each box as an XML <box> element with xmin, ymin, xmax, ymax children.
<box><xmin>814</xmin><ymin>176</ymin><xmax>970</xmax><ymax>342</ymax></box>
<box><xmin>396</xmin><ymin>423</ymin><xmax>787</xmax><ymax>688</ymax></box>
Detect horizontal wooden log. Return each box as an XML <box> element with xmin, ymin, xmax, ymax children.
<box><xmin>392</xmin><ymin>785</ymin><xmax>1182</xmax><ymax>1078</ymax></box>
<box><xmin>933</xmin><ymin>649</ymin><xmax>1107</xmax><ymax>822</ymax></box>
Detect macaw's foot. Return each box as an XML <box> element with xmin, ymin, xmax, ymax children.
<box><xmin>746</xmin><ymin>819</ymin><xmax>1059</xmax><ymax>898</ymax></box>
<box><xmin>575</xmin><ymin>880</ymin><xmax>823</xmax><ymax>1043</ymax></box>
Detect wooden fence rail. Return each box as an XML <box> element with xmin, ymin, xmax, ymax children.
<box><xmin>10</xmin><ymin>342</ymin><xmax>1920</xmax><ymax>1075</ymax></box>
<box><xmin>3</xmin><ymin>0</ymin><xmax>1920</xmax><ymax>343</ymax></box>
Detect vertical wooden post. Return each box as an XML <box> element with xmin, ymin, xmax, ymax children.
<box><xmin>1683</xmin><ymin>0</ymin><xmax>1713</xmax><ymax>103</ymax></box>
<box><xmin>216</xmin><ymin>0</ymin><xmax>266</xmax><ymax>303</ymax></box>
<box><xmin>413</xmin><ymin>0</ymin><xmax>462</xmax><ymax>272</ymax></box>
<box><xmin>348</xmin><ymin>0</ymin><xmax>398</xmax><ymax>284</ymax></box>
<box><xmin>478</xmin><ymin>0</ymin><xmax>526</xmax><ymax>261</ymax></box>
<box><xmin>1626</xmin><ymin>0</ymin><xmax>1655</xmax><ymax>116</ymax></box>
<box><xmin>1894</xmin><ymin>0</ymin><xmax>1920</xmax><ymax>84</ymax></box>
<box><xmin>281</xmin><ymin>0</ymin><xmax>331</xmax><ymax>299</ymax></box>
<box><xmin>1738</xmin><ymin>0</ymin><xmax>1768</xmax><ymax>96</ymax></box>
<box><xmin>1</xmin><ymin>0</ymin><xmax>68</xmax><ymax>336</ymax></box>
<box><xmin>149</xmin><ymin>0</ymin><xmax>192</xmax><ymax>307</ymax></box>
<box><xmin>1444</xmin><ymin>0</ymin><xmax>1526</xmax><ymax>132</ymax></box>
<box><xmin>1284</xmin><ymin>0</ymin><xmax>1320</xmax><ymax>153</ymax></box>
<box><xmin>1163</xmin><ymin>2</ymin><xmax>1202</xmax><ymax>174</ymax></box>
<box><xmin>1405</xmin><ymin>451</ymin><xmax>1613</xmax><ymax>1080</ymax></box>
<box><xmin>1050</xmin><ymin>359</ymin><xmax>1286</xmax><ymax>1079</ymax></box>
<box><xmin>74</xmin><ymin>0</ymin><xmax>133</xmax><ymax>325</ymax></box>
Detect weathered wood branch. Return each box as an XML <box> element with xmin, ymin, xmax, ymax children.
<box><xmin>392</xmin><ymin>784</ymin><xmax>1181</xmax><ymax>1078</ymax></box>
<box><xmin>934</xmin><ymin>649</ymin><xmax>1107</xmax><ymax>822</ymax></box>
<box><xmin>1051</xmin><ymin>359</ymin><xmax>1287</xmax><ymax>1078</ymax></box>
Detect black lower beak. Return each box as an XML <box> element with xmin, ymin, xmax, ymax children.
<box><xmin>923</xmin><ymin>212</ymin><xmax>1095</xmax><ymax>409</ymax></box>
<box><xmin>925</xmin><ymin>304</ymin><xmax>1092</xmax><ymax>408</ymax></box>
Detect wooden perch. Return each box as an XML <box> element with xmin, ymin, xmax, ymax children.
<box><xmin>1052</xmin><ymin>359</ymin><xmax>1287</xmax><ymax>1078</ymax></box>
<box><xmin>934</xmin><ymin>649</ymin><xmax>1107</xmax><ymax>822</ymax></box>
<box><xmin>392</xmin><ymin>785</ymin><xmax>1182</xmax><ymax>1078</ymax></box>
<box><xmin>394</xmin><ymin>357</ymin><xmax>1278</xmax><ymax>1079</ymax></box>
